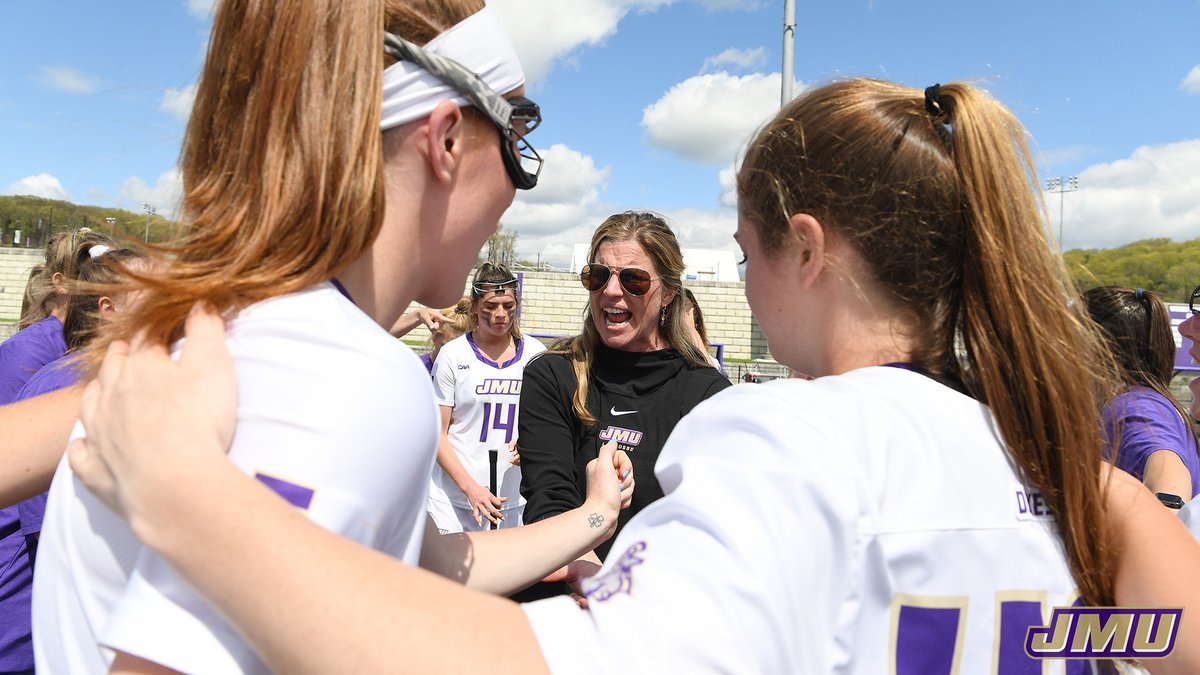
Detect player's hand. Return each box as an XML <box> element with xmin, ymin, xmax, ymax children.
<box><xmin>541</xmin><ymin>558</ymin><xmax>601</xmax><ymax>588</ymax></box>
<box><xmin>461</xmin><ymin>481</ymin><xmax>506</xmax><ymax>527</ymax></box>
<box><xmin>69</xmin><ymin>305</ymin><xmax>237</xmax><ymax>526</ymax></box>
<box><xmin>583</xmin><ymin>442</ymin><xmax>633</xmax><ymax>531</ymax></box>
<box><xmin>416</xmin><ymin>308</ymin><xmax>454</xmax><ymax>332</ymax></box>
<box><xmin>508</xmin><ymin>439</ymin><xmax>520</xmax><ymax>466</ymax></box>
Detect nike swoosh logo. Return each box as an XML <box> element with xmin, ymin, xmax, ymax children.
<box><xmin>610</xmin><ymin>407</ymin><xmax>638</xmax><ymax>416</ymax></box>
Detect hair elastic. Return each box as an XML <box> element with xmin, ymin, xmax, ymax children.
<box><xmin>88</xmin><ymin>244</ymin><xmax>112</xmax><ymax>258</ymax></box>
<box><xmin>924</xmin><ymin>83</ymin><xmax>954</xmax><ymax>118</ymax></box>
<box><xmin>380</xmin><ymin>7</ymin><xmax>525</xmax><ymax>131</ymax></box>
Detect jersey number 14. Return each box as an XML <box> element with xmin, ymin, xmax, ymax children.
<box><xmin>478</xmin><ymin>402</ymin><xmax>516</xmax><ymax>445</ymax></box>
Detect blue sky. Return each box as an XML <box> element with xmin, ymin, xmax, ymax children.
<box><xmin>3</xmin><ymin>1</ymin><xmax>1198</xmax><ymax>267</ymax></box>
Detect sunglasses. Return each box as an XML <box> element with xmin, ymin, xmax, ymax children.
<box><xmin>1190</xmin><ymin>284</ymin><xmax>1200</xmax><ymax>315</ymax></box>
<box><xmin>382</xmin><ymin>32</ymin><xmax>543</xmax><ymax>190</ymax></box>
<box><xmin>579</xmin><ymin>264</ymin><xmax>659</xmax><ymax>296</ymax></box>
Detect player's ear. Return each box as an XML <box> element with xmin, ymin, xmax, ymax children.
<box><xmin>423</xmin><ymin>100</ymin><xmax>467</xmax><ymax>185</ymax></box>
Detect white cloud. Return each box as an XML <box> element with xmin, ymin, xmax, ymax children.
<box><xmin>502</xmin><ymin>144</ymin><xmax>613</xmax><ymax>265</ymax></box>
<box><xmin>657</xmin><ymin>206</ymin><xmax>739</xmax><ymax>252</ymax></box>
<box><xmin>642</xmin><ymin>72</ymin><xmax>788</xmax><ymax>165</ymax></box>
<box><xmin>119</xmin><ymin>167</ymin><xmax>183</xmax><ymax>217</ymax></box>
<box><xmin>489</xmin><ymin>0</ymin><xmax>637</xmax><ymax>84</ymax></box>
<box><xmin>496</xmin><ymin>143</ymin><xmax>622</xmax><ymax>266</ymax></box>
<box><xmin>717</xmin><ymin>162</ymin><xmax>738</xmax><ymax>208</ymax></box>
<box><xmin>38</xmin><ymin>66</ymin><xmax>99</xmax><ymax>94</ymax></box>
<box><xmin>160</xmin><ymin>83</ymin><xmax>198</xmax><ymax>121</ymax></box>
<box><xmin>519</xmin><ymin>144</ymin><xmax>611</xmax><ymax>207</ymax></box>
<box><xmin>4</xmin><ymin>174</ymin><xmax>70</xmax><ymax>201</ymax></box>
<box><xmin>1181</xmin><ymin>65</ymin><xmax>1200</xmax><ymax>95</ymax></box>
<box><xmin>499</xmin><ymin>144</ymin><xmax>747</xmax><ymax>268</ymax></box>
<box><xmin>186</xmin><ymin>0</ymin><xmax>216</xmax><ymax>19</ymax></box>
<box><xmin>701</xmin><ymin>47</ymin><xmax>766</xmax><ymax>74</ymax></box>
<box><xmin>1050</xmin><ymin>139</ymin><xmax>1200</xmax><ymax>250</ymax></box>
<box><xmin>488</xmin><ymin>0</ymin><xmax>754</xmax><ymax>84</ymax></box>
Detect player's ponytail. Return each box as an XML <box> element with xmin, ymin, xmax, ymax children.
<box><xmin>945</xmin><ymin>82</ymin><xmax>1120</xmax><ymax>605</ymax></box>
<box><xmin>738</xmin><ymin>78</ymin><xmax>1122</xmax><ymax>605</ymax></box>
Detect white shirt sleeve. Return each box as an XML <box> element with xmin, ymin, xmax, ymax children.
<box><xmin>431</xmin><ymin>337</ymin><xmax>462</xmax><ymax>408</ymax></box>
<box><xmin>99</xmin><ymin>291</ymin><xmax>437</xmax><ymax>673</ymax></box>
<box><xmin>522</xmin><ymin>385</ymin><xmax>861</xmax><ymax>674</ymax></box>
<box><xmin>1180</xmin><ymin>498</ymin><xmax>1200</xmax><ymax>540</ymax></box>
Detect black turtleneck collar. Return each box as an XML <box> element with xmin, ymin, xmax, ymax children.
<box><xmin>592</xmin><ymin>343</ymin><xmax>689</xmax><ymax>397</ymax></box>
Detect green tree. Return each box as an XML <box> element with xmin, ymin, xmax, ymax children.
<box><xmin>480</xmin><ymin>222</ymin><xmax>518</xmax><ymax>267</ymax></box>
<box><xmin>1065</xmin><ymin>237</ymin><xmax>1200</xmax><ymax>302</ymax></box>
<box><xmin>0</xmin><ymin>195</ymin><xmax>179</xmax><ymax>247</ymax></box>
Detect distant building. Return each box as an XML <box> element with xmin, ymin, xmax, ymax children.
<box><xmin>569</xmin><ymin>244</ymin><xmax>741</xmax><ymax>283</ymax></box>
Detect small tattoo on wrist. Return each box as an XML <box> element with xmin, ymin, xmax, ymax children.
<box><xmin>588</xmin><ymin>513</ymin><xmax>604</xmax><ymax>528</ymax></box>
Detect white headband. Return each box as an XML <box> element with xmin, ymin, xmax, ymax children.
<box><xmin>88</xmin><ymin>244</ymin><xmax>111</xmax><ymax>258</ymax></box>
<box><xmin>380</xmin><ymin>7</ymin><xmax>525</xmax><ymax>131</ymax></box>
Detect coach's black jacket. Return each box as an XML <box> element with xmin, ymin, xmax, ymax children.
<box><xmin>517</xmin><ymin>344</ymin><xmax>731</xmax><ymax>561</ymax></box>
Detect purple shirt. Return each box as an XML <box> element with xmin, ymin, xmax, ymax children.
<box><xmin>0</xmin><ymin>347</ymin><xmax>75</xmax><ymax>671</ymax></box>
<box><xmin>1103</xmin><ymin>386</ymin><xmax>1200</xmax><ymax>498</ymax></box>
<box><xmin>0</xmin><ymin>316</ymin><xmax>66</xmax><ymax>405</ymax></box>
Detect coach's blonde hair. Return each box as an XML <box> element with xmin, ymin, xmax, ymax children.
<box><xmin>553</xmin><ymin>211</ymin><xmax>711</xmax><ymax>426</ymax></box>
<box><xmin>738</xmin><ymin>78</ymin><xmax>1121</xmax><ymax>606</ymax></box>
<box><xmin>86</xmin><ymin>0</ymin><xmax>485</xmax><ymax>367</ymax></box>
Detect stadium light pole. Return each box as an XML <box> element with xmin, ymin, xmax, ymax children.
<box><xmin>781</xmin><ymin>0</ymin><xmax>795</xmax><ymax>106</ymax></box>
<box><xmin>1045</xmin><ymin>176</ymin><xmax>1078</xmax><ymax>249</ymax></box>
<box><xmin>143</xmin><ymin>203</ymin><xmax>157</xmax><ymax>242</ymax></box>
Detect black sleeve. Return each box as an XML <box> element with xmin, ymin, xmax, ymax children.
<box><xmin>518</xmin><ymin>355</ymin><xmax>584</xmax><ymax>523</ymax></box>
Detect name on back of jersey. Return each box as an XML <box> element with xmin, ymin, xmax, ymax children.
<box><xmin>1013</xmin><ymin>484</ymin><xmax>1053</xmax><ymax>521</ymax></box>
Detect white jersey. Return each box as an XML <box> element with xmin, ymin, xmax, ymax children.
<box><xmin>1181</xmin><ymin>498</ymin><xmax>1200</xmax><ymax>539</ymax></box>
<box><xmin>524</xmin><ymin>367</ymin><xmax>1086</xmax><ymax>674</ymax></box>
<box><xmin>429</xmin><ymin>333</ymin><xmax>545</xmax><ymax>512</ymax></box>
<box><xmin>33</xmin><ymin>283</ymin><xmax>438</xmax><ymax>674</ymax></box>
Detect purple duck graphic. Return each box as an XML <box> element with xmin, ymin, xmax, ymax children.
<box><xmin>583</xmin><ymin>542</ymin><xmax>647</xmax><ymax>603</ymax></box>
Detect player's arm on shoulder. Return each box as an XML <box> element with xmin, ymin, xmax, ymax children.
<box><xmin>575</xmin><ymin>390</ymin><xmax>850</xmax><ymax>673</ymax></box>
<box><xmin>0</xmin><ymin>384</ymin><xmax>82</xmax><ymax>506</ymax></box>
<box><xmin>1106</xmin><ymin>466</ymin><xmax>1200</xmax><ymax>674</ymax></box>
<box><xmin>1141</xmin><ymin>450</ymin><xmax>1193</xmax><ymax>504</ymax></box>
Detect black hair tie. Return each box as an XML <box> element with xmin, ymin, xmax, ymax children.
<box><xmin>924</xmin><ymin>83</ymin><xmax>954</xmax><ymax>119</ymax></box>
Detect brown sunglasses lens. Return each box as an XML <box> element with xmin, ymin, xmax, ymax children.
<box><xmin>580</xmin><ymin>265</ymin><xmax>606</xmax><ymax>291</ymax></box>
<box><xmin>580</xmin><ymin>264</ymin><xmax>652</xmax><ymax>296</ymax></box>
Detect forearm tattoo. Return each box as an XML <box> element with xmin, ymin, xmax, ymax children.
<box><xmin>588</xmin><ymin>513</ymin><xmax>604</xmax><ymax>528</ymax></box>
